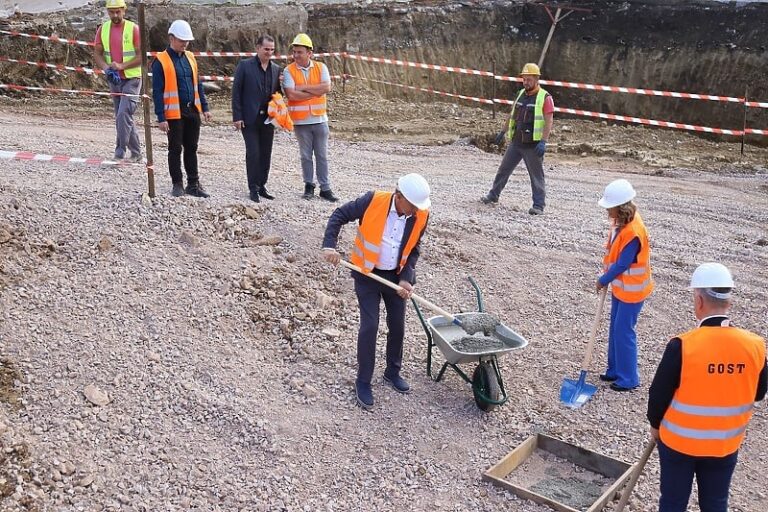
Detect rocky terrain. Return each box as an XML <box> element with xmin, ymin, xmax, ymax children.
<box><xmin>1</xmin><ymin>79</ymin><xmax>767</xmax><ymax>511</ymax></box>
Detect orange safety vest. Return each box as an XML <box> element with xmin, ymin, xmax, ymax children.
<box><xmin>602</xmin><ymin>213</ymin><xmax>653</xmax><ymax>303</ymax></box>
<box><xmin>350</xmin><ymin>191</ymin><xmax>428</xmax><ymax>274</ymax></box>
<box><xmin>286</xmin><ymin>61</ymin><xmax>327</xmax><ymax>121</ymax></box>
<box><xmin>660</xmin><ymin>326</ymin><xmax>765</xmax><ymax>457</ymax></box>
<box><xmin>155</xmin><ymin>50</ymin><xmax>201</xmax><ymax>120</ymax></box>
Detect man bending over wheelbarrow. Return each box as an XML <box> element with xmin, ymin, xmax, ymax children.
<box><xmin>321</xmin><ymin>173</ymin><xmax>431</xmax><ymax>411</ymax></box>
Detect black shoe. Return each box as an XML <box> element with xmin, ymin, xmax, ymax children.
<box><xmin>599</xmin><ymin>374</ymin><xmax>617</xmax><ymax>382</ymax></box>
<box><xmin>528</xmin><ymin>206</ymin><xmax>544</xmax><ymax>215</ymax></box>
<box><xmin>302</xmin><ymin>183</ymin><xmax>315</xmax><ymax>200</ymax></box>
<box><xmin>355</xmin><ymin>381</ymin><xmax>374</xmax><ymax>410</ymax></box>
<box><xmin>319</xmin><ymin>189</ymin><xmax>339</xmax><ymax>202</ymax></box>
<box><xmin>185</xmin><ymin>183</ymin><xmax>210</xmax><ymax>198</ymax></box>
<box><xmin>481</xmin><ymin>195</ymin><xmax>498</xmax><ymax>205</ymax></box>
<box><xmin>171</xmin><ymin>183</ymin><xmax>185</xmax><ymax>197</ymax></box>
<box><xmin>383</xmin><ymin>374</ymin><xmax>411</xmax><ymax>394</ymax></box>
<box><xmin>249</xmin><ymin>190</ymin><xmax>260</xmax><ymax>203</ymax></box>
<box><xmin>610</xmin><ymin>383</ymin><xmax>638</xmax><ymax>392</ymax></box>
<box><xmin>258</xmin><ymin>187</ymin><xmax>275</xmax><ymax>200</ymax></box>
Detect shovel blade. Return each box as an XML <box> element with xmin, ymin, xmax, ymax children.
<box><xmin>560</xmin><ymin>371</ymin><xmax>598</xmax><ymax>409</ymax></box>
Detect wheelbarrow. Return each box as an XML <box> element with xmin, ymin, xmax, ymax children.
<box><xmin>412</xmin><ymin>277</ymin><xmax>528</xmax><ymax>412</ymax></box>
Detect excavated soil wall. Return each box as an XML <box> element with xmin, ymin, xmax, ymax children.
<box><xmin>1</xmin><ymin>0</ymin><xmax>766</xmax><ymax>134</ymax></box>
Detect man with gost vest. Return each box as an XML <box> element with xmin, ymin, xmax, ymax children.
<box><xmin>321</xmin><ymin>174</ymin><xmax>431</xmax><ymax>410</ymax></box>
<box><xmin>93</xmin><ymin>0</ymin><xmax>142</xmax><ymax>162</ymax></box>
<box><xmin>283</xmin><ymin>33</ymin><xmax>338</xmax><ymax>202</ymax></box>
<box><xmin>481</xmin><ymin>63</ymin><xmax>554</xmax><ymax>215</ymax></box>
<box><xmin>648</xmin><ymin>263</ymin><xmax>767</xmax><ymax>512</ymax></box>
<box><xmin>151</xmin><ymin>20</ymin><xmax>213</xmax><ymax>198</ymax></box>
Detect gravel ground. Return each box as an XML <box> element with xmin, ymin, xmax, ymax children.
<box><xmin>0</xmin><ymin>99</ymin><xmax>767</xmax><ymax>512</ymax></box>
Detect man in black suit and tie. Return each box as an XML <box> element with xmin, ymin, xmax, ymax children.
<box><xmin>232</xmin><ymin>35</ymin><xmax>282</xmax><ymax>202</ymax></box>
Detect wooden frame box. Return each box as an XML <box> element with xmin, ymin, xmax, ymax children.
<box><xmin>483</xmin><ymin>433</ymin><xmax>634</xmax><ymax>512</ymax></box>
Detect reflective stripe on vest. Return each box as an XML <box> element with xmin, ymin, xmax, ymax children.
<box><xmin>659</xmin><ymin>326</ymin><xmax>765</xmax><ymax>457</ymax></box>
<box><xmin>602</xmin><ymin>213</ymin><xmax>653</xmax><ymax>303</ymax></box>
<box><xmin>100</xmin><ymin>19</ymin><xmax>141</xmax><ymax>79</ymax></box>
<box><xmin>286</xmin><ymin>62</ymin><xmax>327</xmax><ymax>121</ymax></box>
<box><xmin>349</xmin><ymin>191</ymin><xmax>428</xmax><ymax>274</ymax></box>
<box><xmin>507</xmin><ymin>87</ymin><xmax>548</xmax><ymax>141</ymax></box>
<box><xmin>155</xmin><ymin>50</ymin><xmax>201</xmax><ymax>120</ymax></box>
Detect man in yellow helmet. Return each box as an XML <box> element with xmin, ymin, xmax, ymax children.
<box><xmin>481</xmin><ymin>63</ymin><xmax>554</xmax><ymax>215</ymax></box>
<box><xmin>283</xmin><ymin>33</ymin><xmax>338</xmax><ymax>202</ymax></box>
<box><xmin>93</xmin><ymin>0</ymin><xmax>142</xmax><ymax>162</ymax></box>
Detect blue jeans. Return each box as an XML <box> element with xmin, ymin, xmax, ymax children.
<box><xmin>657</xmin><ymin>439</ymin><xmax>738</xmax><ymax>512</ymax></box>
<box><xmin>605</xmin><ymin>295</ymin><xmax>643</xmax><ymax>388</ymax></box>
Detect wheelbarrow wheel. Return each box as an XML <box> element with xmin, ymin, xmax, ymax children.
<box><xmin>472</xmin><ymin>361</ymin><xmax>500</xmax><ymax>412</ymax></box>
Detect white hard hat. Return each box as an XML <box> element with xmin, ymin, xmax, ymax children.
<box><xmin>598</xmin><ymin>179</ymin><xmax>636</xmax><ymax>209</ymax></box>
<box><xmin>397</xmin><ymin>173</ymin><xmax>431</xmax><ymax>210</ymax></box>
<box><xmin>168</xmin><ymin>20</ymin><xmax>194</xmax><ymax>41</ymax></box>
<box><xmin>690</xmin><ymin>262</ymin><xmax>734</xmax><ymax>289</ymax></box>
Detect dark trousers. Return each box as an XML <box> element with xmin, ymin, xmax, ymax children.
<box><xmin>487</xmin><ymin>142</ymin><xmax>546</xmax><ymax>210</ymax></box>
<box><xmin>354</xmin><ymin>269</ymin><xmax>407</xmax><ymax>385</ymax></box>
<box><xmin>167</xmin><ymin>107</ymin><xmax>201</xmax><ymax>185</ymax></box>
<box><xmin>657</xmin><ymin>439</ymin><xmax>738</xmax><ymax>512</ymax></box>
<box><xmin>242</xmin><ymin>120</ymin><xmax>275</xmax><ymax>193</ymax></box>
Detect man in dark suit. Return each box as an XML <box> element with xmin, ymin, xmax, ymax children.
<box><xmin>321</xmin><ymin>174</ymin><xmax>431</xmax><ymax>411</ymax></box>
<box><xmin>232</xmin><ymin>35</ymin><xmax>282</xmax><ymax>202</ymax></box>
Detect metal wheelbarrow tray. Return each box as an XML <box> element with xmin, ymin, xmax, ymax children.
<box><xmin>412</xmin><ymin>277</ymin><xmax>528</xmax><ymax>412</ymax></box>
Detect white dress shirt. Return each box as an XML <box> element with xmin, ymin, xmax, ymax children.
<box><xmin>376</xmin><ymin>200</ymin><xmax>410</xmax><ymax>271</ymax></box>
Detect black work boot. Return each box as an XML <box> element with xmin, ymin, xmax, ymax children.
<box><xmin>185</xmin><ymin>182</ymin><xmax>210</xmax><ymax>198</ymax></box>
<box><xmin>319</xmin><ymin>189</ymin><xmax>339</xmax><ymax>202</ymax></box>
<box><xmin>249</xmin><ymin>190</ymin><xmax>260</xmax><ymax>203</ymax></box>
<box><xmin>171</xmin><ymin>183</ymin><xmax>185</xmax><ymax>197</ymax></box>
<box><xmin>302</xmin><ymin>183</ymin><xmax>315</xmax><ymax>200</ymax></box>
<box><xmin>258</xmin><ymin>186</ymin><xmax>275</xmax><ymax>200</ymax></box>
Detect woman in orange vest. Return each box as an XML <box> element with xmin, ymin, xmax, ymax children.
<box><xmin>321</xmin><ymin>174</ymin><xmax>431</xmax><ymax>411</ymax></box>
<box><xmin>596</xmin><ymin>179</ymin><xmax>653</xmax><ymax>391</ymax></box>
<box><xmin>648</xmin><ymin>263</ymin><xmax>767</xmax><ymax>511</ymax></box>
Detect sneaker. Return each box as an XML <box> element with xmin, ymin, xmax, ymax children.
<box><xmin>319</xmin><ymin>189</ymin><xmax>339</xmax><ymax>202</ymax></box>
<box><xmin>610</xmin><ymin>383</ymin><xmax>638</xmax><ymax>392</ymax></box>
<box><xmin>528</xmin><ymin>206</ymin><xmax>544</xmax><ymax>215</ymax></box>
<box><xmin>258</xmin><ymin>187</ymin><xmax>275</xmax><ymax>200</ymax></box>
<box><xmin>185</xmin><ymin>183</ymin><xmax>210</xmax><ymax>198</ymax></box>
<box><xmin>249</xmin><ymin>190</ymin><xmax>260</xmax><ymax>203</ymax></box>
<box><xmin>355</xmin><ymin>381</ymin><xmax>374</xmax><ymax>410</ymax></box>
<box><xmin>302</xmin><ymin>183</ymin><xmax>315</xmax><ymax>200</ymax></box>
<box><xmin>113</xmin><ymin>149</ymin><xmax>125</xmax><ymax>160</ymax></box>
<box><xmin>383</xmin><ymin>374</ymin><xmax>410</xmax><ymax>394</ymax></box>
<box><xmin>127</xmin><ymin>152</ymin><xmax>143</xmax><ymax>164</ymax></box>
<box><xmin>171</xmin><ymin>183</ymin><xmax>185</xmax><ymax>197</ymax></box>
<box><xmin>481</xmin><ymin>195</ymin><xmax>498</xmax><ymax>205</ymax></box>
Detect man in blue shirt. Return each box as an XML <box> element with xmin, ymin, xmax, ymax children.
<box><xmin>151</xmin><ymin>20</ymin><xmax>213</xmax><ymax>198</ymax></box>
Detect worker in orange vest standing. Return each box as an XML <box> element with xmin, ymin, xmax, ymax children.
<box><xmin>596</xmin><ymin>179</ymin><xmax>653</xmax><ymax>391</ymax></box>
<box><xmin>151</xmin><ymin>20</ymin><xmax>213</xmax><ymax>198</ymax></box>
<box><xmin>648</xmin><ymin>262</ymin><xmax>767</xmax><ymax>511</ymax></box>
<box><xmin>321</xmin><ymin>174</ymin><xmax>431</xmax><ymax>410</ymax></box>
<box><xmin>93</xmin><ymin>0</ymin><xmax>142</xmax><ymax>162</ymax></box>
<box><xmin>283</xmin><ymin>33</ymin><xmax>338</xmax><ymax>202</ymax></box>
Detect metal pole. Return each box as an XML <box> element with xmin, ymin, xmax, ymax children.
<box><xmin>741</xmin><ymin>86</ymin><xmax>748</xmax><ymax>156</ymax></box>
<box><xmin>491</xmin><ymin>59</ymin><xmax>497</xmax><ymax>120</ymax></box>
<box><xmin>137</xmin><ymin>2</ymin><xmax>155</xmax><ymax>198</ymax></box>
<box><xmin>538</xmin><ymin>7</ymin><xmax>561</xmax><ymax>69</ymax></box>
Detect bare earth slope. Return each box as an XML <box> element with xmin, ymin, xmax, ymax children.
<box><xmin>0</xmin><ymin>97</ymin><xmax>767</xmax><ymax>511</ymax></box>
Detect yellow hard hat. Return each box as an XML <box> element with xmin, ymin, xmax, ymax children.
<box><xmin>291</xmin><ymin>33</ymin><xmax>313</xmax><ymax>50</ymax></box>
<box><xmin>519</xmin><ymin>63</ymin><xmax>541</xmax><ymax>76</ymax></box>
<box><xmin>105</xmin><ymin>0</ymin><xmax>126</xmax><ymax>8</ymax></box>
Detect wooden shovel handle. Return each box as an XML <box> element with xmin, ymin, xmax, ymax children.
<box><xmin>615</xmin><ymin>438</ymin><xmax>657</xmax><ymax>512</ymax></box>
<box><xmin>338</xmin><ymin>260</ymin><xmax>458</xmax><ymax>322</ymax></box>
<box><xmin>579</xmin><ymin>287</ymin><xmax>608</xmax><ymax>371</ymax></box>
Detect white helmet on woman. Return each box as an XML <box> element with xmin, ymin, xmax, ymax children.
<box><xmin>598</xmin><ymin>179</ymin><xmax>636</xmax><ymax>209</ymax></box>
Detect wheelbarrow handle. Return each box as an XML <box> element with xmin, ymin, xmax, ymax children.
<box><xmin>338</xmin><ymin>260</ymin><xmax>460</xmax><ymax>324</ymax></box>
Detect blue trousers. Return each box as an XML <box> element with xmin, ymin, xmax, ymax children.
<box><xmin>657</xmin><ymin>439</ymin><xmax>738</xmax><ymax>512</ymax></box>
<box><xmin>353</xmin><ymin>270</ymin><xmax>406</xmax><ymax>385</ymax></box>
<box><xmin>605</xmin><ymin>295</ymin><xmax>643</xmax><ymax>388</ymax></box>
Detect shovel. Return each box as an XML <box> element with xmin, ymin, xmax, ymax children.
<box><xmin>615</xmin><ymin>438</ymin><xmax>656</xmax><ymax>511</ymax></box>
<box><xmin>338</xmin><ymin>260</ymin><xmax>468</xmax><ymax>330</ymax></box>
<box><xmin>560</xmin><ymin>287</ymin><xmax>607</xmax><ymax>408</ymax></box>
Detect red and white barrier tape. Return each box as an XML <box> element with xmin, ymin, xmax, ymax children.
<box><xmin>553</xmin><ymin>107</ymin><xmax>743</xmax><ymax>135</ymax></box>
<box><xmin>146</xmin><ymin>51</ymin><xmax>340</xmax><ymax>59</ymax></box>
<box><xmin>0</xmin><ymin>29</ymin><xmax>94</xmax><ymax>47</ymax></box>
<box><xmin>346</xmin><ymin>54</ymin><xmax>494</xmax><ymax>77</ymax></box>
<box><xmin>350</xmin><ymin>75</ymin><xmax>493</xmax><ymax>105</ymax></box>
<box><xmin>0</xmin><ymin>83</ymin><xmax>148</xmax><ymax>98</ymax></box>
<box><xmin>0</xmin><ymin>149</ymin><xmax>140</xmax><ymax>167</ymax></box>
<box><xmin>539</xmin><ymin>78</ymin><xmax>744</xmax><ymax>104</ymax></box>
<box><xmin>746</xmin><ymin>101</ymin><xmax>768</xmax><ymax>109</ymax></box>
<box><xmin>0</xmin><ymin>55</ymin><xmax>104</xmax><ymax>75</ymax></box>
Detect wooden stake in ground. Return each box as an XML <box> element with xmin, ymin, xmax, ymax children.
<box><xmin>137</xmin><ymin>1</ymin><xmax>155</xmax><ymax>198</ymax></box>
